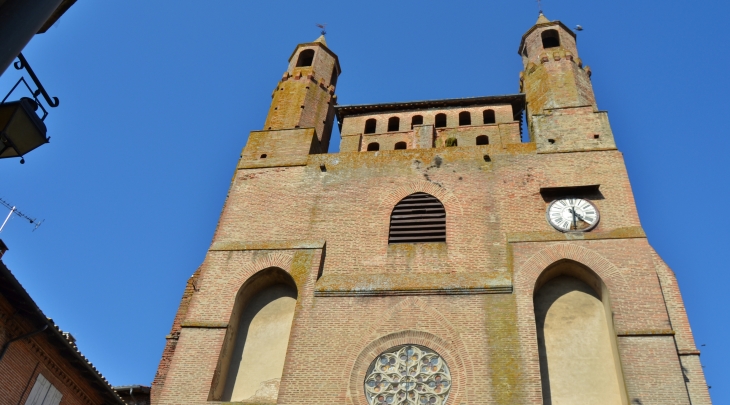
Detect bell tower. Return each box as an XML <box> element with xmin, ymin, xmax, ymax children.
<box><xmin>519</xmin><ymin>13</ymin><xmax>616</xmax><ymax>152</ymax></box>
<box><xmin>240</xmin><ymin>35</ymin><xmax>340</xmax><ymax>167</ymax></box>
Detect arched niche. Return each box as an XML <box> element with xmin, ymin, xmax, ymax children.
<box><xmin>211</xmin><ymin>267</ymin><xmax>298</xmax><ymax>403</ymax></box>
<box><xmin>533</xmin><ymin>260</ymin><xmax>628</xmax><ymax>405</ymax></box>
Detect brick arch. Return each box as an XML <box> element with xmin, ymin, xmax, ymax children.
<box><xmin>514</xmin><ymin>243</ymin><xmax>628</xmax><ymax>297</ymax></box>
<box><xmin>225</xmin><ymin>251</ymin><xmax>296</xmax><ymax>294</ymax></box>
<box><xmin>379</xmin><ymin>180</ymin><xmax>463</xmax><ymax>216</ymax></box>
<box><xmin>513</xmin><ymin>243</ymin><xmax>631</xmax><ymax>405</ymax></box>
<box><xmin>344</xmin><ymin>297</ymin><xmax>472</xmax><ymax>405</ymax></box>
<box><xmin>188</xmin><ymin>251</ymin><xmax>296</xmax><ymax>323</ymax></box>
<box><xmin>347</xmin><ymin>330</ymin><xmax>467</xmax><ymax>405</ymax></box>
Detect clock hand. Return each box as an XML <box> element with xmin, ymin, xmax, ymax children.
<box><xmin>569</xmin><ymin>208</ymin><xmax>577</xmax><ymax>230</ymax></box>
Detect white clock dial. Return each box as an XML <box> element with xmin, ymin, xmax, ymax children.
<box><xmin>546</xmin><ymin>198</ymin><xmax>600</xmax><ymax>232</ymax></box>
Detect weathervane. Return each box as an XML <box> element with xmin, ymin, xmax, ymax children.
<box><xmin>537</xmin><ymin>0</ymin><xmax>542</xmax><ymax>14</ymax></box>
<box><xmin>316</xmin><ymin>23</ymin><xmax>327</xmax><ymax>36</ymax></box>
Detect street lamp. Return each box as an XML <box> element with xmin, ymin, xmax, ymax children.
<box><xmin>0</xmin><ymin>97</ymin><xmax>48</xmax><ymax>164</ymax></box>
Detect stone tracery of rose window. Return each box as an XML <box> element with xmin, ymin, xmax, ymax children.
<box><xmin>364</xmin><ymin>345</ymin><xmax>451</xmax><ymax>405</ymax></box>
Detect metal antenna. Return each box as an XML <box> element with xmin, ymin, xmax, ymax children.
<box><xmin>316</xmin><ymin>23</ymin><xmax>327</xmax><ymax>36</ymax></box>
<box><xmin>0</xmin><ymin>197</ymin><xmax>43</xmax><ymax>233</ymax></box>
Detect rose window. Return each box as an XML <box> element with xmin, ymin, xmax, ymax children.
<box><xmin>364</xmin><ymin>345</ymin><xmax>451</xmax><ymax>405</ymax></box>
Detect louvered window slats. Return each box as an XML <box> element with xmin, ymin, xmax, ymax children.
<box><xmin>388</xmin><ymin>192</ymin><xmax>446</xmax><ymax>243</ymax></box>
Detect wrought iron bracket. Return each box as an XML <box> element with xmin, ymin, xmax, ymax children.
<box><xmin>13</xmin><ymin>53</ymin><xmax>59</xmax><ymax>108</ymax></box>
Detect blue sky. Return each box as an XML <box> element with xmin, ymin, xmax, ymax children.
<box><xmin>0</xmin><ymin>0</ymin><xmax>727</xmax><ymax>401</ymax></box>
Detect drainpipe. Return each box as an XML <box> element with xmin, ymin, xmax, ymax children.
<box><xmin>0</xmin><ymin>324</ymin><xmax>48</xmax><ymax>361</ymax></box>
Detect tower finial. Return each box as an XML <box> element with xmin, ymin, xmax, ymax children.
<box><xmin>316</xmin><ymin>23</ymin><xmax>327</xmax><ymax>36</ymax></box>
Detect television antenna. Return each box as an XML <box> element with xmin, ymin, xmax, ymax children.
<box><xmin>0</xmin><ymin>197</ymin><xmax>43</xmax><ymax>233</ymax></box>
<box><xmin>316</xmin><ymin>23</ymin><xmax>327</xmax><ymax>36</ymax></box>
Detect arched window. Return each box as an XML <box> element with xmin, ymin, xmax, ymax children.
<box><xmin>476</xmin><ymin>135</ymin><xmax>489</xmax><ymax>145</ymax></box>
<box><xmin>364</xmin><ymin>119</ymin><xmax>377</xmax><ymax>134</ymax></box>
<box><xmin>367</xmin><ymin>142</ymin><xmax>380</xmax><ymax>151</ymax></box>
<box><xmin>458</xmin><ymin>111</ymin><xmax>471</xmax><ymax>126</ymax></box>
<box><xmin>483</xmin><ymin>109</ymin><xmax>495</xmax><ymax>124</ymax></box>
<box><xmin>388</xmin><ymin>117</ymin><xmax>400</xmax><ymax>132</ymax></box>
<box><xmin>435</xmin><ymin>113</ymin><xmax>447</xmax><ymax>128</ymax></box>
<box><xmin>534</xmin><ymin>261</ymin><xmax>626</xmax><ymax>405</ymax></box>
<box><xmin>411</xmin><ymin>115</ymin><xmax>423</xmax><ymax>129</ymax></box>
<box><xmin>394</xmin><ymin>141</ymin><xmax>407</xmax><ymax>150</ymax></box>
<box><xmin>541</xmin><ymin>29</ymin><xmax>560</xmax><ymax>49</ymax></box>
<box><xmin>389</xmin><ymin>192</ymin><xmax>446</xmax><ymax>243</ymax></box>
<box><xmin>296</xmin><ymin>49</ymin><xmax>315</xmax><ymax>67</ymax></box>
<box><xmin>445</xmin><ymin>138</ymin><xmax>457</xmax><ymax>147</ymax></box>
<box><xmin>214</xmin><ymin>268</ymin><xmax>298</xmax><ymax>402</ymax></box>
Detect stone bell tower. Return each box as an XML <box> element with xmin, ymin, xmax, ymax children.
<box><xmin>519</xmin><ymin>13</ymin><xmax>616</xmax><ymax>152</ymax></box>
<box><xmin>240</xmin><ymin>35</ymin><xmax>341</xmax><ymax>168</ymax></box>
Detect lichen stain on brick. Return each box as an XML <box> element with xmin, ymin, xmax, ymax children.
<box><xmin>290</xmin><ymin>250</ymin><xmax>313</xmax><ymax>292</ymax></box>
<box><xmin>485</xmin><ymin>294</ymin><xmax>524</xmax><ymax>404</ymax></box>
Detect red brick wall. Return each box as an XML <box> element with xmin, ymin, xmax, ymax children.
<box><xmin>151</xmin><ymin>21</ymin><xmax>710</xmax><ymax>405</ymax></box>
<box><xmin>0</xmin><ymin>298</ymin><xmax>113</xmax><ymax>405</ymax></box>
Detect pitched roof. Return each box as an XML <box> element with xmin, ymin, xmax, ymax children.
<box><xmin>335</xmin><ymin>94</ymin><xmax>526</xmax><ymax>122</ymax></box>
<box><xmin>0</xmin><ymin>259</ymin><xmax>125</xmax><ymax>404</ymax></box>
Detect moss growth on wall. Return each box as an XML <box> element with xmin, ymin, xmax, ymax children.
<box><xmin>484</xmin><ymin>294</ymin><xmax>524</xmax><ymax>404</ymax></box>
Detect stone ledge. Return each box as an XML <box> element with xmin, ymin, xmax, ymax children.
<box><xmin>314</xmin><ymin>273</ymin><xmax>512</xmax><ymax>297</ymax></box>
<box><xmin>536</xmin><ymin>147</ymin><xmax>618</xmax><ymax>154</ymax></box>
<box><xmin>237</xmin><ymin>157</ymin><xmax>308</xmax><ymax>169</ymax></box>
<box><xmin>506</xmin><ymin>226</ymin><xmax>646</xmax><ymax>244</ymax></box>
<box><xmin>209</xmin><ymin>240</ymin><xmax>326</xmax><ymax>251</ymax></box>
<box><xmin>180</xmin><ymin>321</ymin><xmax>228</xmax><ymax>328</ymax></box>
<box><xmin>678</xmin><ymin>349</ymin><xmax>701</xmax><ymax>356</ymax></box>
<box><xmin>616</xmin><ymin>329</ymin><xmax>675</xmax><ymax>337</ymax></box>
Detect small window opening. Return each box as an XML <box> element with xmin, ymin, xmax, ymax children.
<box><xmin>364</xmin><ymin>119</ymin><xmax>377</xmax><ymax>134</ymax></box>
<box><xmin>320</xmin><ymin>164</ymin><xmax>326</xmax><ymax>172</ymax></box>
<box><xmin>458</xmin><ymin>111</ymin><xmax>471</xmax><ymax>126</ymax></box>
<box><xmin>388</xmin><ymin>117</ymin><xmax>400</xmax><ymax>132</ymax></box>
<box><xmin>260</xmin><ymin>154</ymin><xmax>267</xmax><ymax>159</ymax></box>
<box><xmin>330</xmin><ymin>65</ymin><xmax>338</xmax><ymax>87</ymax></box>
<box><xmin>483</xmin><ymin>109</ymin><xmax>496</xmax><ymax>124</ymax></box>
<box><xmin>445</xmin><ymin>138</ymin><xmax>458</xmax><ymax>147</ymax></box>
<box><xmin>483</xmin><ymin>155</ymin><xmax>491</xmax><ymax>162</ymax></box>
<box><xmin>476</xmin><ymin>135</ymin><xmax>489</xmax><ymax>145</ymax></box>
<box><xmin>593</xmin><ymin>134</ymin><xmax>600</xmax><ymax>139</ymax></box>
<box><xmin>548</xmin><ymin>139</ymin><xmax>556</xmax><ymax>144</ymax></box>
<box><xmin>296</xmin><ymin>49</ymin><xmax>315</xmax><ymax>67</ymax></box>
<box><xmin>411</xmin><ymin>115</ymin><xmax>423</xmax><ymax>129</ymax></box>
<box><xmin>541</xmin><ymin>30</ymin><xmax>560</xmax><ymax>49</ymax></box>
<box><xmin>367</xmin><ymin>142</ymin><xmax>380</xmax><ymax>151</ymax></box>
<box><xmin>435</xmin><ymin>113</ymin><xmax>447</xmax><ymax>128</ymax></box>
<box><xmin>394</xmin><ymin>142</ymin><xmax>407</xmax><ymax>150</ymax></box>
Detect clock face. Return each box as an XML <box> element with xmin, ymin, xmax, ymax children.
<box><xmin>546</xmin><ymin>198</ymin><xmax>600</xmax><ymax>232</ymax></box>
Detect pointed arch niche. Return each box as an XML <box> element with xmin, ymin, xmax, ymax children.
<box><xmin>211</xmin><ymin>267</ymin><xmax>298</xmax><ymax>403</ymax></box>
<box><xmin>533</xmin><ymin>260</ymin><xmax>628</xmax><ymax>405</ymax></box>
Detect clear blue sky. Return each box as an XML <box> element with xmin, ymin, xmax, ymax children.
<box><xmin>1</xmin><ymin>0</ymin><xmax>727</xmax><ymax>401</ymax></box>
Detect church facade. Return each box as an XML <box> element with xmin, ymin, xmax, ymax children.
<box><xmin>151</xmin><ymin>14</ymin><xmax>711</xmax><ymax>405</ymax></box>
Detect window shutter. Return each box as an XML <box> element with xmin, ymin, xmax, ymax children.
<box><xmin>25</xmin><ymin>374</ymin><xmax>51</xmax><ymax>405</ymax></box>
<box><xmin>24</xmin><ymin>374</ymin><xmax>62</xmax><ymax>405</ymax></box>
<box><xmin>388</xmin><ymin>192</ymin><xmax>446</xmax><ymax>243</ymax></box>
<box><xmin>41</xmin><ymin>385</ymin><xmax>62</xmax><ymax>405</ymax></box>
